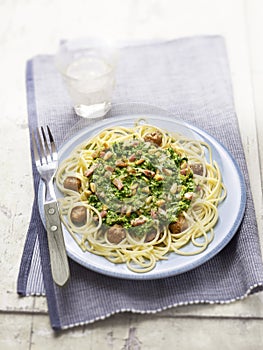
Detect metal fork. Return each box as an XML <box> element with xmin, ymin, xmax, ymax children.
<box><xmin>32</xmin><ymin>126</ymin><xmax>70</xmax><ymax>286</ymax></box>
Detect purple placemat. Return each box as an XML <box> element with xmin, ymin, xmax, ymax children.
<box><xmin>18</xmin><ymin>36</ymin><xmax>263</xmax><ymax>330</ymax></box>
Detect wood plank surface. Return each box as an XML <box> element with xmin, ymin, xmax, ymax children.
<box><xmin>0</xmin><ymin>0</ymin><xmax>262</xmax><ymax>348</ymax></box>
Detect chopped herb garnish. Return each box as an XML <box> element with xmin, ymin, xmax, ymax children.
<box><xmin>86</xmin><ymin>138</ymin><xmax>196</xmax><ymax>237</ymax></box>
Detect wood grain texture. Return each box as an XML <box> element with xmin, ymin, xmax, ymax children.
<box><xmin>0</xmin><ymin>0</ymin><xmax>262</xmax><ymax>348</ymax></box>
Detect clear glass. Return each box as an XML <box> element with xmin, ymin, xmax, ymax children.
<box><xmin>55</xmin><ymin>38</ymin><xmax>119</xmax><ymax>118</ymax></box>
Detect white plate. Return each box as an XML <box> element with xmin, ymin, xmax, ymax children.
<box><xmin>38</xmin><ymin>114</ymin><xmax>246</xmax><ymax>280</ymax></box>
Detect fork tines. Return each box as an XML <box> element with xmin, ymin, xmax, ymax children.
<box><xmin>32</xmin><ymin>125</ymin><xmax>57</xmax><ymax>166</ymax></box>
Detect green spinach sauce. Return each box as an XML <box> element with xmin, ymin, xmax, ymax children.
<box><xmin>86</xmin><ymin>138</ymin><xmax>195</xmax><ymax>237</ymax></box>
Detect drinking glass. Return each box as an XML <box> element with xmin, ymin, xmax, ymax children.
<box><xmin>55</xmin><ymin>38</ymin><xmax>119</xmax><ymax>118</ymax></box>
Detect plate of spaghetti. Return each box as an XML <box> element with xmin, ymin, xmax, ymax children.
<box><xmin>38</xmin><ymin>114</ymin><xmax>246</xmax><ymax>279</ymax></box>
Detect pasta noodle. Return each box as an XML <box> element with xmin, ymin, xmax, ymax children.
<box><xmin>55</xmin><ymin>122</ymin><xmax>226</xmax><ymax>273</ymax></box>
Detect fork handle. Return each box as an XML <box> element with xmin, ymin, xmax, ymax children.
<box><xmin>44</xmin><ymin>201</ymin><xmax>70</xmax><ymax>286</ymax></box>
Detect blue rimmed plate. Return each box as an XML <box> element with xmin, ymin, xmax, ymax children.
<box><xmin>38</xmin><ymin>113</ymin><xmax>246</xmax><ymax>280</ymax></box>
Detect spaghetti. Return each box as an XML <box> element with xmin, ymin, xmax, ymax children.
<box><xmin>55</xmin><ymin>123</ymin><xmax>226</xmax><ymax>273</ymax></box>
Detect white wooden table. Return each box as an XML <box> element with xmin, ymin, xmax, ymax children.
<box><xmin>1</xmin><ymin>1</ymin><xmax>262</xmax><ymax>348</ymax></box>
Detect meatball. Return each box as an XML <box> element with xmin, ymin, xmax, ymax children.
<box><xmin>144</xmin><ymin>231</ymin><xmax>157</xmax><ymax>242</ymax></box>
<box><xmin>63</xmin><ymin>176</ymin><xmax>81</xmax><ymax>192</ymax></box>
<box><xmin>70</xmin><ymin>206</ymin><xmax>87</xmax><ymax>226</ymax></box>
<box><xmin>144</xmin><ymin>131</ymin><xmax>163</xmax><ymax>146</ymax></box>
<box><xmin>168</xmin><ymin>215</ymin><xmax>188</xmax><ymax>234</ymax></box>
<box><xmin>106</xmin><ymin>225</ymin><xmax>126</xmax><ymax>244</ymax></box>
<box><xmin>190</xmin><ymin>163</ymin><xmax>204</xmax><ymax>176</ymax></box>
